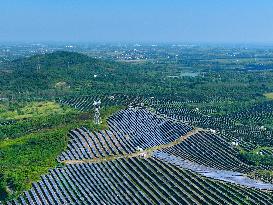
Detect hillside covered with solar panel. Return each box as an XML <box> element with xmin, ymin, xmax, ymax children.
<box><xmin>2</xmin><ymin>46</ymin><xmax>273</xmax><ymax>204</ymax></box>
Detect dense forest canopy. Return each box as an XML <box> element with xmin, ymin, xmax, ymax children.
<box><xmin>1</xmin><ymin>50</ymin><xmax>273</xmax><ymax>102</ymax></box>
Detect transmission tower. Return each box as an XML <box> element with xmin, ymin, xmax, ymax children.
<box><xmin>93</xmin><ymin>100</ymin><xmax>101</xmax><ymax>124</ymax></box>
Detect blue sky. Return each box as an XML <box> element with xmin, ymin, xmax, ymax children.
<box><xmin>1</xmin><ymin>0</ymin><xmax>273</xmax><ymax>43</ymax></box>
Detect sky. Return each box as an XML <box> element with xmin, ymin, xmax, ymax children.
<box><xmin>1</xmin><ymin>0</ymin><xmax>273</xmax><ymax>43</ymax></box>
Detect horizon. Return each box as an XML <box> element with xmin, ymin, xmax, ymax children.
<box><xmin>2</xmin><ymin>41</ymin><xmax>273</xmax><ymax>47</ymax></box>
<box><xmin>1</xmin><ymin>0</ymin><xmax>273</xmax><ymax>43</ymax></box>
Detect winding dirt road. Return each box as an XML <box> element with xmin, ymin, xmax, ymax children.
<box><xmin>63</xmin><ymin>127</ymin><xmax>203</xmax><ymax>165</ymax></box>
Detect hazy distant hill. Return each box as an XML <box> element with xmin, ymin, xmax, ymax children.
<box><xmin>0</xmin><ymin>52</ymin><xmax>125</xmax><ymax>97</ymax></box>
<box><xmin>0</xmin><ymin>51</ymin><xmax>158</xmax><ymax>99</ymax></box>
<box><xmin>8</xmin><ymin>51</ymin><xmax>93</xmax><ymax>70</ymax></box>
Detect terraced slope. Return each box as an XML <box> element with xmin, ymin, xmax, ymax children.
<box><xmin>57</xmin><ymin>128</ymin><xmax>136</xmax><ymax>162</ymax></box>
<box><xmin>160</xmin><ymin>131</ymin><xmax>252</xmax><ymax>173</ymax></box>
<box><xmin>58</xmin><ymin>108</ymin><xmax>193</xmax><ymax>162</ymax></box>
<box><xmin>108</xmin><ymin>108</ymin><xmax>193</xmax><ymax>149</ymax></box>
<box><xmin>7</xmin><ymin>158</ymin><xmax>273</xmax><ymax>205</ymax></box>
<box><xmin>153</xmin><ymin>100</ymin><xmax>273</xmax><ymax>151</ymax></box>
<box><xmin>3</xmin><ymin>108</ymin><xmax>273</xmax><ymax>205</ymax></box>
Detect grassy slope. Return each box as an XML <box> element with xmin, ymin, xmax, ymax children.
<box><xmin>0</xmin><ymin>101</ymin><xmax>123</xmax><ymax>201</ymax></box>
<box><xmin>264</xmin><ymin>92</ymin><xmax>273</xmax><ymax>100</ymax></box>
<box><xmin>0</xmin><ymin>101</ymin><xmax>70</xmax><ymax>120</ymax></box>
<box><xmin>0</xmin><ymin>129</ymin><xmax>68</xmax><ymax>199</ymax></box>
<box><xmin>0</xmin><ymin>102</ymin><xmax>79</xmax><ymax>140</ymax></box>
<box><xmin>239</xmin><ymin>147</ymin><xmax>273</xmax><ymax>167</ymax></box>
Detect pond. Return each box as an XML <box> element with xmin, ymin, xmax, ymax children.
<box><xmin>180</xmin><ymin>72</ymin><xmax>199</xmax><ymax>77</ymax></box>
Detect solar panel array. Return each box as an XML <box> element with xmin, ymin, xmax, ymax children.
<box><xmin>4</xmin><ymin>108</ymin><xmax>273</xmax><ymax>205</ymax></box>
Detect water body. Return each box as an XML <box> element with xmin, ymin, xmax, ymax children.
<box><xmin>153</xmin><ymin>151</ymin><xmax>273</xmax><ymax>190</ymax></box>
<box><xmin>180</xmin><ymin>72</ymin><xmax>199</xmax><ymax>77</ymax></box>
<box><xmin>167</xmin><ymin>72</ymin><xmax>200</xmax><ymax>79</ymax></box>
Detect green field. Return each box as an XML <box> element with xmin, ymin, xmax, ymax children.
<box><xmin>0</xmin><ymin>101</ymin><xmax>71</xmax><ymax>121</ymax></box>
<box><xmin>264</xmin><ymin>92</ymin><xmax>273</xmax><ymax>100</ymax></box>
<box><xmin>0</xmin><ymin>99</ymin><xmax>123</xmax><ymax>200</ymax></box>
